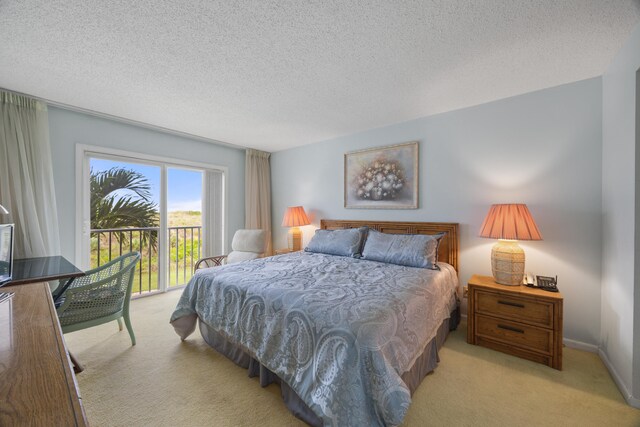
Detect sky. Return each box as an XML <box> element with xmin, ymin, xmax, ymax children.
<box><xmin>90</xmin><ymin>158</ymin><xmax>202</xmax><ymax>212</ymax></box>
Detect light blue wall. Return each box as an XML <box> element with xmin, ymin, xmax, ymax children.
<box><xmin>271</xmin><ymin>78</ymin><xmax>603</xmax><ymax>347</ymax></box>
<box><xmin>48</xmin><ymin>106</ymin><xmax>245</xmax><ymax>263</ymax></box>
<box><xmin>602</xmin><ymin>22</ymin><xmax>640</xmax><ymax>406</ymax></box>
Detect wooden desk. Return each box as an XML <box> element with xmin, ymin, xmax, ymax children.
<box><xmin>0</xmin><ymin>282</ymin><xmax>87</xmax><ymax>426</ymax></box>
<box><xmin>9</xmin><ymin>255</ymin><xmax>84</xmax><ymax>286</ymax></box>
<box><xmin>7</xmin><ymin>255</ymin><xmax>85</xmax><ymax>309</ymax></box>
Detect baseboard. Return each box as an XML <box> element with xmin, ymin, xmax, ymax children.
<box><xmin>459</xmin><ymin>315</ymin><xmax>639</xmax><ymax>408</ymax></box>
<box><xmin>563</xmin><ymin>338</ymin><xmax>598</xmax><ymax>353</ymax></box>
<box><xmin>598</xmin><ymin>348</ymin><xmax>640</xmax><ymax>409</ymax></box>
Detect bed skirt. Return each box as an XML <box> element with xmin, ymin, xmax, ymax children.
<box><xmin>197</xmin><ymin>304</ymin><xmax>461</xmax><ymax>426</ymax></box>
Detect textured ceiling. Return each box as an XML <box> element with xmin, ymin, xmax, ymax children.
<box><xmin>1</xmin><ymin>1</ymin><xmax>639</xmax><ymax>152</ymax></box>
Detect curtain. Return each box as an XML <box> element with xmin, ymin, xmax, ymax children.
<box><xmin>0</xmin><ymin>91</ymin><xmax>60</xmax><ymax>258</ymax></box>
<box><xmin>202</xmin><ymin>169</ymin><xmax>224</xmax><ymax>257</ymax></box>
<box><xmin>245</xmin><ymin>149</ymin><xmax>272</xmax><ymax>255</ymax></box>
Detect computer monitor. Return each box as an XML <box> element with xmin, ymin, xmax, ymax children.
<box><xmin>0</xmin><ymin>224</ymin><xmax>14</xmax><ymax>286</ymax></box>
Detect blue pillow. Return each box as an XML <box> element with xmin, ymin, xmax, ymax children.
<box><xmin>304</xmin><ymin>227</ymin><xmax>368</xmax><ymax>258</ymax></box>
<box><xmin>361</xmin><ymin>230</ymin><xmax>444</xmax><ymax>269</ymax></box>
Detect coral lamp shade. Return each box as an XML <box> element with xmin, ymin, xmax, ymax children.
<box><xmin>282</xmin><ymin>206</ymin><xmax>310</xmax><ymax>227</ymax></box>
<box><xmin>479</xmin><ymin>204</ymin><xmax>542</xmax><ymax>241</ymax></box>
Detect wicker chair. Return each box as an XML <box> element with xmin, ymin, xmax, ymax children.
<box><xmin>56</xmin><ymin>252</ymin><xmax>141</xmax><ymax>346</ymax></box>
<box><xmin>195</xmin><ymin>229</ymin><xmax>267</xmax><ymax>270</ymax></box>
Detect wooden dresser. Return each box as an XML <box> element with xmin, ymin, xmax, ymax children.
<box><xmin>467</xmin><ymin>275</ymin><xmax>563</xmax><ymax>370</ymax></box>
<box><xmin>0</xmin><ymin>282</ymin><xmax>87</xmax><ymax>426</ymax></box>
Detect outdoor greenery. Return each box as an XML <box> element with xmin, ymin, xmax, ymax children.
<box><xmin>90</xmin><ymin>167</ymin><xmax>202</xmax><ymax>293</ymax></box>
<box><xmin>90</xmin><ymin>212</ymin><xmax>202</xmax><ymax>293</ymax></box>
<box><xmin>168</xmin><ymin>210</ymin><xmax>202</xmax><ymax>227</ymax></box>
<box><xmin>90</xmin><ymin>167</ymin><xmax>159</xmax><ymax>248</ymax></box>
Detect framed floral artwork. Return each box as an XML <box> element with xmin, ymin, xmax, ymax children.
<box><xmin>344</xmin><ymin>141</ymin><xmax>418</xmax><ymax>209</ymax></box>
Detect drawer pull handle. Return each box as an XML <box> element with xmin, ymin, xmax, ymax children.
<box><xmin>497</xmin><ymin>324</ymin><xmax>525</xmax><ymax>334</ymax></box>
<box><xmin>498</xmin><ymin>300</ymin><xmax>525</xmax><ymax>308</ymax></box>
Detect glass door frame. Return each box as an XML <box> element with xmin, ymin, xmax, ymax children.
<box><xmin>75</xmin><ymin>144</ymin><xmax>228</xmax><ymax>294</ymax></box>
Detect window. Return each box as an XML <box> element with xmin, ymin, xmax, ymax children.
<box><xmin>76</xmin><ymin>145</ymin><xmax>226</xmax><ymax>294</ymax></box>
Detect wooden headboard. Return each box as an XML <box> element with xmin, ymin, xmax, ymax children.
<box><xmin>320</xmin><ymin>219</ymin><xmax>459</xmax><ymax>272</ymax></box>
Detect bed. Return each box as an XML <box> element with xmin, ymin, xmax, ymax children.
<box><xmin>170</xmin><ymin>220</ymin><xmax>460</xmax><ymax>426</ymax></box>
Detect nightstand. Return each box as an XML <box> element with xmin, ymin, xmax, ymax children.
<box><xmin>467</xmin><ymin>274</ymin><xmax>563</xmax><ymax>370</ymax></box>
<box><xmin>275</xmin><ymin>248</ymin><xmax>294</xmax><ymax>255</ymax></box>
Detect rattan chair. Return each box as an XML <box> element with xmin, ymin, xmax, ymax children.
<box><xmin>195</xmin><ymin>229</ymin><xmax>267</xmax><ymax>270</ymax></box>
<box><xmin>56</xmin><ymin>252</ymin><xmax>141</xmax><ymax>347</ymax></box>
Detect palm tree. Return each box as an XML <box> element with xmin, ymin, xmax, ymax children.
<box><xmin>91</xmin><ymin>167</ymin><xmax>159</xmax><ymax>249</ymax></box>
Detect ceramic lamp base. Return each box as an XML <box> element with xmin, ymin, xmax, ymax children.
<box><xmin>491</xmin><ymin>240</ymin><xmax>525</xmax><ymax>286</ymax></box>
<box><xmin>287</xmin><ymin>227</ymin><xmax>302</xmax><ymax>251</ymax></box>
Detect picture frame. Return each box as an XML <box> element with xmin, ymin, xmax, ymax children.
<box><xmin>344</xmin><ymin>141</ymin><xmax>418</xmax><ymax>209</ymax></box>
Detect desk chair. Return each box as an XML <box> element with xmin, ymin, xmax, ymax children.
<box><xmin>56</xmin><ymin>252</ymin><xmax>140</xmax><ymax>371</ymax></box>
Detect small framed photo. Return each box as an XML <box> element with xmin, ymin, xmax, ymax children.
<box><xmin>344</xmin><ymin>141</ymin><xmax>418</xmax><ymax>209</ymax></box>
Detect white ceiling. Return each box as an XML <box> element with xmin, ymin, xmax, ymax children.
<box><xmin>1</xmin><ymin>1</ymin><xmax>639</xmax><ymax>152</ymax></box>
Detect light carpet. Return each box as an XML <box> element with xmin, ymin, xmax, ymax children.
<box><xmin>65</xmin><ymin>290</ymin><xmax>640</xmax><ymax>427</ymax></box>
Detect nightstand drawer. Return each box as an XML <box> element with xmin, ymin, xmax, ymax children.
<box><xmin>475</xmin><ymin>314</ymin><xmax>552</xmax><ymax>354</ymax></box>
<box><xmin>476</xmin><ymin>290</ymin><xmax>553</xmax><ymax>328</ymax></box>
<box><xmin>467</xmin><ymin>275</ymin><xmax>563</xmax><ymax>369</ymax></box>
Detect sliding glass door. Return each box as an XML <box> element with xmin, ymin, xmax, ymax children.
<box><xmin>78</xmin><ymin>147</ymin><xmax>225</xmax><ymax>295</ymax></box>
<box><xmin>167</xmin><ymin>167</ymin><xmax>203</xmax><ymax>288</ymax></box>
<box><xmin>88</xmin><ymin>157</ymin><xmax>161</xmax><ymax>294</ymax></box>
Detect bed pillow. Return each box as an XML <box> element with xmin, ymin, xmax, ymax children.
<box><xmin>361</xmin><ymin>230</ymin><xmax>444</xmax><ymax>269</ymax></box>
<box><xmin>304</xmin><ymin>227</ymin><xmax>368</xmax><ymax>258</ymax></box>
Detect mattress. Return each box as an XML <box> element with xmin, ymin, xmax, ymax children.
<box><xmin>171</xmin><ymin>252</ymin><xmax>460</xmax><ymax>426</ymax></box>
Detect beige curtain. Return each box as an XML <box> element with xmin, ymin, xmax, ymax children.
<box><xmin>0</xmin><ymin>91</ymin><xmax>60</xmax><ymax>257</ymax></box>
<box><xmin>245</xmin><ymin>149</ymin><xmax>272</xmax><ymax>255</ymax></box>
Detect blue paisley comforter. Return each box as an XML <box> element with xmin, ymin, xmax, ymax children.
<box><xmin>170</xmin><ymin>251</ymin><xmax>458</xmax><ymax>426</ymax></box>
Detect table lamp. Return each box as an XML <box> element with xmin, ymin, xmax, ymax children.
<box><xmin>479</xmin><ymin>204</ymin><xmax>542</xmax><ymax>285</ymax></box>
<box><xmin>282</xmin><ymin>206</ymin><xmax>310</xmax><ymax>251</ymax></box>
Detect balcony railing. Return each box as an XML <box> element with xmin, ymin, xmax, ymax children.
<box><xmin>169</xmin><ymin>226</ymin><xmax>201</xmax><ymax>288</ymax></box>
<box><xmin>90</xmin><ymin>226</ymin><xmax>202</xmax><ymax>295</ymax></box>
